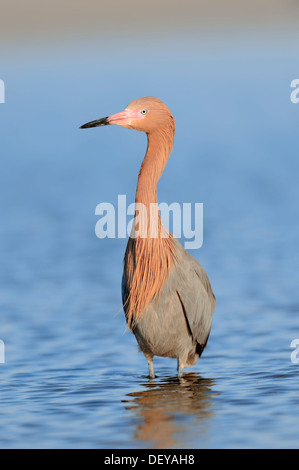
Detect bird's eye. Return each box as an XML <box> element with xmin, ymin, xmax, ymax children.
<box><xmin>140</xmin><ymin>109</ymin><xmax>148</xmax><ymax>115</ymax></box>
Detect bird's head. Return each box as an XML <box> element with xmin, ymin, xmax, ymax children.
<box><xmin>80</xmin><ymin>96</ymin><xmax>175</xmax><ymax>135</ymax></box>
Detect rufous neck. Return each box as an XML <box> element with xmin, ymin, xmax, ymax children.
<box><xmin>135</xmin><ymin>128</ymin><xmax>174</xmax><ymax>206</ymax></box>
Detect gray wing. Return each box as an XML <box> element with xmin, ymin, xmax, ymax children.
<box><xmin>171</xmin><ymin>238</ymin><xmax>216</xmax><ymax>353</ymax></box>
<box><xmin>121</xmin><ymin>238</ymin><xmax>216</xmax><ymax>357</ymax></box>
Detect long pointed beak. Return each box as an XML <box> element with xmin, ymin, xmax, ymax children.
<box><xmin>80</xmin><ymin>109</ymin><xmax>140</xmax><ymax>129</ymax></box>
<box><xmin>80</xmin><ymin>117</ymin><xmax>109</xmax><ymax>129</ymax></box>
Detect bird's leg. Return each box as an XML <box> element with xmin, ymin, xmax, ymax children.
<box><xmin>177</xmin><ymin>359</ymin><xmax>184</xmax><ymax>378</ymax></box>
<box><xmin>145</xmin><ymin>354</ymin><xmax>155</xmax><ymax>379</ymax></box>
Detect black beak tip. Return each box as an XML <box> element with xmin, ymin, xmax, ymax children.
<box><xmin>79</xmin><ymin>117</ymin><xmax>110</xmax><ymax>129</ymax></box>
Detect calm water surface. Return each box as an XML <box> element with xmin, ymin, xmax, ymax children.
<box><xmin>0</xmin><ymin>38</ymin><xmax>299</xmax><ymax>448</ymax></box>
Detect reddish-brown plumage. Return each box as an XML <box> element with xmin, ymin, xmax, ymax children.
<box><xmin>123</xmin><ymin>98</ymin><xmax>177</xmax><ymax>328</ymax></box>
<box><xmin>81</xmin><ymin>96</ymin><xmax>216</xmax><ymax>377</ymax></box>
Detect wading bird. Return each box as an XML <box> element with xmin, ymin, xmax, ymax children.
<box><xmin>80</xmin><ymin>97</ymin><xmax>216</xmax><ymax>378</ymax></box>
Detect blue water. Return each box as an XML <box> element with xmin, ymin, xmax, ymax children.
<box><xmin>0</xmin><ymin>36</ymin><xmax>299</xmax><ymax>448</ymax></box>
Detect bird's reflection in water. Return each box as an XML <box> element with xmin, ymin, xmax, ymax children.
<box><xmin>123</xmin><ymin>372</ymin><xmax>217</xmax><ymax>448</ymax></box>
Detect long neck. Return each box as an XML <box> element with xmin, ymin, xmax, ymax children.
<box><xmin>135</xmin><ymin>127</ymin><xmax>174</xmax><ymax>207</ymax></box>
<box><xmin>124</xmin><ymin>126</ymin><xmax>176</xmax><ymax>329</ymax></box>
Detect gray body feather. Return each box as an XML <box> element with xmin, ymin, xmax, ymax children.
<box><xmin>122</xmin><ymin>238</ymin><xmax>216</xmax><ymax>375</ymax></box>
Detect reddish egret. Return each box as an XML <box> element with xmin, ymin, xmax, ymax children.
<box><xmin>80</xmin><ymin>97</ymin><xmax>216</xmax><ymax>378</ymax></box>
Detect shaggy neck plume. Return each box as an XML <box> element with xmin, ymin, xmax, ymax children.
<box><xmin>124</xmin><ymin>122</ymin><xmax>176</xmax><ymax>329</ymax></box>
